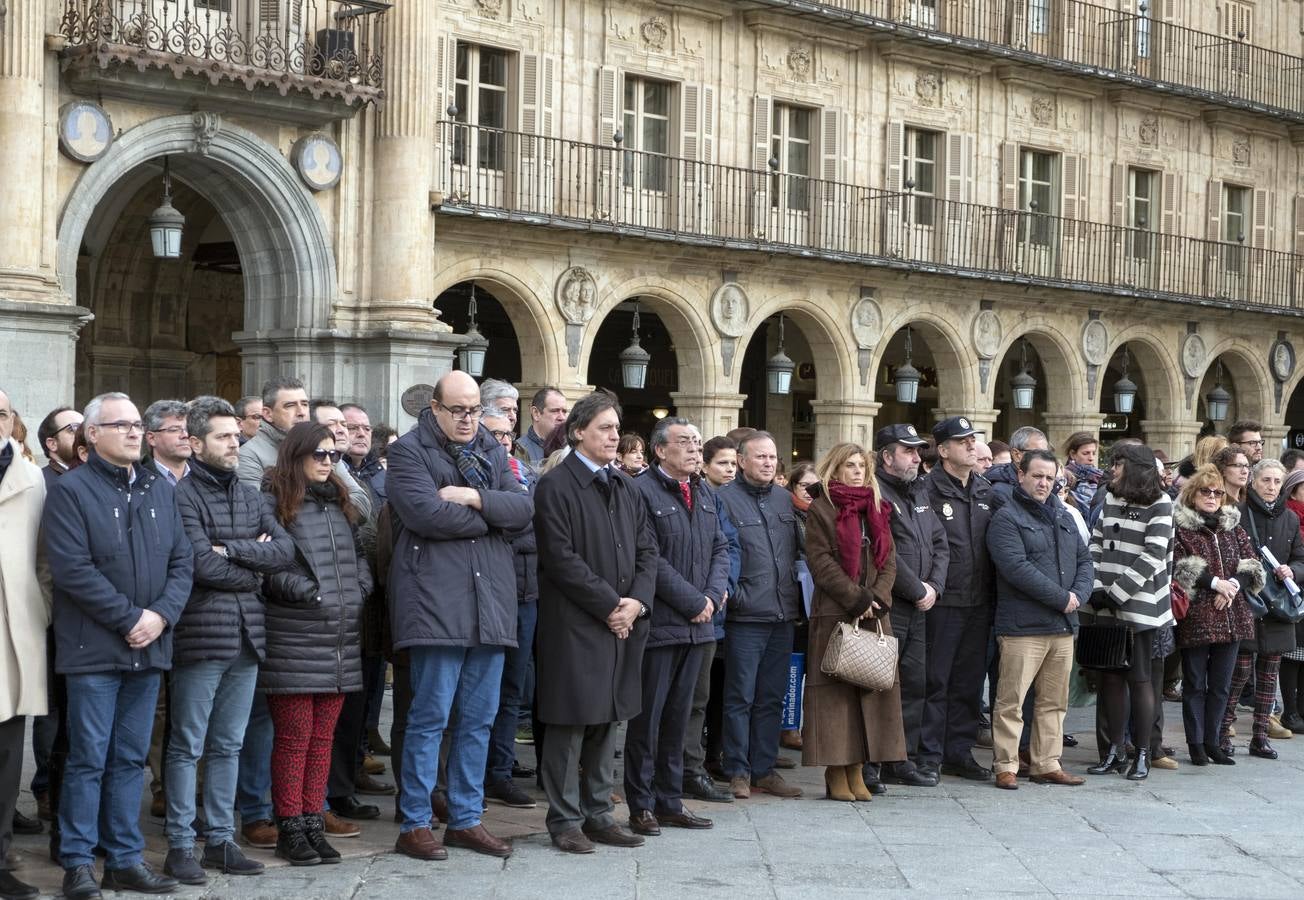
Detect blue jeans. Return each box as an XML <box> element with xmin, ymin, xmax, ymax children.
<box><xmin>165</xmin><ymin>647</ymin><xmax>260</xmax><ymax>849</ymax></box>
<box><xmin>722</xmin><ymin>620</ymin><xmax>793</xmax><ymax>780</ymax></box>
<box><xmin>60</xmin><ymin>670</ymin><xmax>161</xmax><ymax>870</ymax></box>
<box><xmin>486</xmin><ymin>602</ymin><xmax>537</xmax><ymax>785</ymax></box>
<box><xmin>399</xmin><ymin>645</ymin><xmax>504</xmax><ymax>832</ymax></box>
<box><xmin>236</xmin><ymin>692</ymin><xmax>273</xmax><ymax>824</ymax></box>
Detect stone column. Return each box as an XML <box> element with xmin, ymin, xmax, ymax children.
<box><xmin>932</xmin><ymin>407</ymin><xmax>1000</xmax><ymax>443</ymax></box>
<box><xmin>368</xmin><ymin>0</ymin><xmax>443</xmax><ymax>331</ymax></box>
<box><xmin>1262</xmin><ymin>423</ymin><xmax>1291</xmax><ymax>459</ymax></box>
<box><xmin>1041</xmin><ymin>412</ymin><xmax>1108</xmax><ymax>452</ymax></box>
<box><xmin>1140</xmin><ymin>419</ymin><xmax>1204</xmax><ymax>459</ymax></box>
<box><xmin>670</xmin><ymin>391</ymin><xmax>747</xmax><ymax>438</ymax></box>
<box><xmin>810</xmin><ymin>399</ymin><xmax>882</xmax><ymax>460</ymax></box>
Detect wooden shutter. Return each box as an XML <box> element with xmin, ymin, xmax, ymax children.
<box><xmin>681</xmin><ymin>83</ymin><xmax>701</xmax><ymax>162</ymax></box>
<box><xmin>520</xmin><ymin>53</ymin><xmax>540</xmax><ymax>142</ymax></box>
<box><xmin>1162</xmin><ymin>171</ymin><xmax>1182</xmax><ymax>234</ymax></box>
<box><xmin>885</xmin><ymin>120</ymin><xmax>905</xmax><ymax>192</ymax></box>
<box><xmin>1293</xmin><ymin>195</ymin><xmax>1304</xmax><ymax>255</ymax></box>
<box><xmin>701</xmin><ymin>86</ymin><xmax>715</xmax><ymax>163</ymax></box>
<box><xmin>1111</xmin><ymin>164</ymin><xmax>1127</xmax><ymax>226</ymax></box>
<box><xmin>1062</xmin><ymin>153</ymin><xmax>1083</xmax><ymax>238</ymax></box>
<box><xmin>752</xmin><ymin>95</ymin><xmax>773</xmax><ymax>171</ymax></box>
<box><xmin>542</xmin><ymin>56</ymin><xmax>555</xmax><ymax>138</ymax></box>
<box><xmin>1253</xmin><ymin>188</ymin><xmax>1274</xmax><ymax>249</ymax></box>
<box><xmin>1206</xmin><ymin>179</ymin><xmax>1223</xmax><ymax>242</ymax></box>
<box><xmin>821</xmin><ymin>108</ymin><xmax>842</xmax><ymax>182</ymax></box>
<box><xmin>1001</xmin><ymin>142</ymin><xmax>1020</xmax><ymax>209</ymax></box>
<box><xmin>945</xmin><ymin>132</ymin><xmax>973</xmax><ymax>204</ymax></box>
<box><xmin>598</xmin><ymin>66</ymin><xmax>620</xmax><ymax>146</ymax></box>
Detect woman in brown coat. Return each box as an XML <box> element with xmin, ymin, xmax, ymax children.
<box><xmin>801</xmin><ymin>442</ymin><xmax>905</xmax><ymax>801</ymax></box>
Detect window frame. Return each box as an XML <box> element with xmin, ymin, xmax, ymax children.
<box><xmin>770</xmin><ymin>102</ymin><xmax>815</xmax><ymax>213</ymax></box>
<box><xmin>452</xmin><ymin>42</ymin><xmax>512</xmax><ymax>172</ymax></box>
<box><xmin>1018</xmin><ymin>148</ymin><xmax>1059</xmax><ymax>245</ymax></box>
<box><xmin>903</xmin><ymin>126</ymin><xmax>942</xmax><ymax>227</ymax></box>
<box><xmin>621</xmin><ymin>75</ymin><xmax>674</xmax><ymax>193</ymax></box>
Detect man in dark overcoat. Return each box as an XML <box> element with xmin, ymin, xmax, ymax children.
<box><xmin>533</xmin><ymin>392</ymin><xmax>658</xmax><ymax>854</ymax></box>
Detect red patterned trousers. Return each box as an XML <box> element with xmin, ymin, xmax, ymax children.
<box><xmin>266</xmin><ymin>692</ymin><xmax>346</xmax><ymax>818</ymax></box>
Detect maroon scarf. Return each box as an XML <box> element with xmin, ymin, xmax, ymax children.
<box><xmin>826</xmin><ymin>480</ymin><xmax>893</xmax><ymax>583</ymax></box>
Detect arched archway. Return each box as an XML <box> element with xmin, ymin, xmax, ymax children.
<box><xmin>872</xmin><ymin>312</ymin><xmax>974</xmax><ymax>432</ymax></box>
<box><xmin>1195</xmin><ymin>346</ymin><xmax>1271</xmax><ymax>430</ymax></box>
<box><xmin>989</xmin><ymin>323</ymin><xmax>1084</xmax><ymax>444</ymax></box>
<box><xmin>1097</xmin><ymin>332</ymin><xmax>1182</xmax><ymax>444</ymax></box>
<box><xmin>58</xmin><ymin>114</ymin><xmax>339</xmax><ymax>395</ymax></box>
<box><xmin>431</xmin><ymin>265</ymin><xmax>559</xmax><ymax>386</ymax></box>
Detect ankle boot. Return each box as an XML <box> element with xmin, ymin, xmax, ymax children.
<box><xmin>1188</xmin><ymin>743</ymin><xmax>1209</xmax><ymax>766</ymax></box>
<box><xmin>1087</xmin><ymin>744</ymin><xmax>1126</xmax><ymax>775</ymax></box>
<box><xmin>1204</xmin><ymin>743</ymin><xmax>1236</xmax><ymax>766</ymax></box>
<box><xmin>1125</xmin><ymin>748</ymin><xmax>1150</xmax><ymax>781</ymax></box>
<box><xmin>302</xmin><ymin>812</ymin><xmax>342</xmax><ymax>863</ymax></box>
<box><xmin>275</xmin><ymin>816</ymin><xmax>321</xmax><ymax>866</ymax></box>
<box><xmin>824</xmin><ymin>766</ymin><xmax>854</xmax><ymax>802</ymax></box>
<box><xmin>1249</xmin><ymin>737</ymin><xmax>1279</xmax><ymax>760</ymax></box>
<box><xmin>845</xmin><ymin>764</ymin><xmax>873</xmax><ymax>802</ymax></box>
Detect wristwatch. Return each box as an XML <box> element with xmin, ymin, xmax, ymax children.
<box><xmin>638</xmin><ymin>602</ymin><xmax>649</xmax><ymax>618</ymax></box>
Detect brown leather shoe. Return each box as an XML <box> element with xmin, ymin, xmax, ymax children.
<box><xmin>753</xmin><ymin>772</ymin><xmax>802</xmax><ymax>798</ymax></box>
<box><xmin>355</xmin><ymin>772</ymin><xmax>395</xmax><ymax>795</ymax></box>
<box><xmin>780</xmin><ymin>729</ymin><xmax>803</xmax><ymax>751</ymax></box>
<box><xmin>445</xmin><ymin>824</ymin><xmax>512</xmax><ymax>858</ymax></box>
<box><xmin>995</xmin><ymin>772</ymin><xmax>1018</xmax><ymax>791</ymax></box>
<box><xmin>655</xmin><ymin>809</ymin><xmax>712</xmax><ymax>829</ymax></box>
<box><xmin>729</xmin><ymin>776</ymin><xmax>750</xmax><ymax>799</ymax></box>
<box><xmin>395</xmin><ymin>827</ymin><xmax>447</xmax><ymax>861</ymax></box>
<box><xmin>1030</xmin><ymin>769</ymin><xmax>1085</xmax><ymax>786</ymax></box>
<box><xmin>241</xmin><ymin>819</ymin><xmax>278</xmax><ymax>849</ymax></box>
<box><xmin>432</xmin><ymin>791</ymin><xmax>450</xmax><ymax>824</ymax></box>
<box><xmin>581</xmin><ymin>824</ymin><xmax>645</xmax><ymax>848</ymax></box>
<box><xmin>773</xmin><ymin>754</ymin><xmax>797</xmax><ymax>769</ymax></box>
<box><xmin>551</xmin><ymin>828</ymin><xmax>595</xmax><ymax>854</ymax></box>
<box><xmin>323</xmin><ymin>810</ymin><xmax>360</xmax><ymax>837</ymax></box>
<box><xmin>628</xmin><ymin>810</ymin><xmax>660</xmax><ymax>836</ymax></box>
<box><xmin>1017</xmin><ymin>750</ymin><xmax>1031</xmax><ymax>778</ymax></box>
<box><xmin>362</xmin><ymin>755</ymin><xmax>386</xmax><ymax>775</ymax></box>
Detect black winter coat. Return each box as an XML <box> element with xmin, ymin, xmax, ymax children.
<box><xmin>43</xmin><ymin>453</ymin><xmax>193</xmax><ymax>675</ymax></box>
<box><xmin>1240</xmin><ymin>491</ymin><xmax>1304</xmax><ymax>655</ymax></box>
<box><xmin>923</xmin><ymin>466</ymin><xmax>995</xmax><ymax>608</ymax></box>
<box><xmin>534</xmin><ymin>453</ymin><xmax>657</xmax><ymax>726</ymax></box>
<box><xmin>634</xmin><ymin>467</ymin><xmax>730</xmax><ymax>649</ymax></box>
<box><xmin>716</xmin><ymin>478</ymin><xmax>802</xmax><ymax>622</ymax></box>
<box><xmin>386</xmin><ymin>412</ymin><xmax>533</xmax><ymax>649</ymax></box>
<box><xmin>174</xmin><ymin>461</ymin><xmax>295</xmax><ymax>665</ymax></box>
<box><xmin>260</xmin><ymin>483</ymin><xmax>372</xmax><ymax>694</ymax></box>
<box><xmin>878</xmin><ymin>469</ymin><xmax>949</xmax><ymax>606</ymax></box>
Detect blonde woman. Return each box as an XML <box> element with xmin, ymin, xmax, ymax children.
<box><xmin>801</xmin><ymin>442</ymin><xmax>903</xmax><ymax>801</ymax></box>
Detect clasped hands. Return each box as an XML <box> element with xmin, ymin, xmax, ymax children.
<box><xmin>608</xmin><ymin>597</ymin><xmax>642</xmax><ymax>639</ymax></box>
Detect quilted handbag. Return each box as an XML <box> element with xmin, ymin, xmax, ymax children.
<box><xmin>820</xmin><ymin>618</ymin><xmax>898</xmax><ymax>692</ymax></box>
<box><xmin>1075</xmin><ymin>621</ymin><xmax>1134</xmax><ymax>672</ymax></box>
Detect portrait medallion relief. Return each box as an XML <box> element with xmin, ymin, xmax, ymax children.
<box><xmin>1181</xmin><ymin>333</ymin><xmax>1207</xmax><ymax>379</ymax></box>
<box><xmin>972</xmin><ymin>309</ymin><xmax>1003</xmax><ymax>359</ymax></box>
<box><xmin>849</xmin><ymin>296</ymin><xmax>883</xmax><ymax>349</ymax></box>
<box><xmin>710</xmin><ymin>283</ymin><xmax>749</xmax><ymax>338</ymax></box>
<box><xmin>556</xmin><ymin>267</ymin><xmax>598</xmax><ymax>325</ymax></box>
<box><xmin>1081</xmin><ymin>320</ymin><xmax>1108</xmax><ymax>367</ymax></box>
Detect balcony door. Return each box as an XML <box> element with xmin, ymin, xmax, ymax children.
<box><xmin>1125</xmin><ymin>167</ymin><xmax>1158</xmax><ymax>288</ymax></box>
<box><xmin>1016</xmin><ymin>148</ymin><xmax>1060</xmax><ymax>276</ymax></box>
<box><xmin>451</xmin><ymin>42</ymin><xmax>511</xmax><ymax>207</ymax></box>
<box><xmin>769</xmin><ymin>104</ymin><xmax>814</xmax><ymax>246</ymax></box>
<box><xmin>620</xmin><ymin>77</ymin><xmax>674</xmax><ymax>232</ymax></box>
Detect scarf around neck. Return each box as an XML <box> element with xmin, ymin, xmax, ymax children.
<box><xmin>826</xmin><ymin>480</ymin><xmax>892</xmax><ymax>582</ymax></box>
<box><xmin>448</xmin><ymin>440</ymin><xmax>493</xmax><ymax>490</ymax></box>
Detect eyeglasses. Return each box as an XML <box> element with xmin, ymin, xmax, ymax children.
<box><xmin>54</xmin><ymin>422</ymin><xmax>80</xmax><ymax>436</ymax></box>
<box><xmin>1240</xmin><ymin>440</ymin><xmax>1266</xmax><ymax>448</ymax></box>
<box><xmin>488</xmin><ymin>429</ymin><xmax>514</xmax><ymax>441</ymax></box>
<box><xmin>1198</xmin><ymin>487</ymin><xmax>1226</xmax><ymax>498</ymax></box>
<box><xmin>98</xmin><ymin>421</ymin><xmax>145</xmax><ymax>435</ymax></box>
<box><xmin>150</xmin><ymin>426</ymin><xmax>188</xmax><ymax>436</ymax></box>
<box><xmin>1225</xmin><ymin>463</ymin><xmax>1250</xmax><ymax>470</ymax></box>
<box><xmin>311</xmin><ymin>449</ymin><xmax>344</xmax><ymax>464</ymax></box>
<box><xmin>797</xmin><ymin>479</ymin><xmax>820</xmax><ymax>490</ymax></box>
<box><xmin>439</xmin><ymin>403</ymin><xmax>483</xmax><ymax>421</ymax></box>
<box><xmin>345</xmin><ymin>423</ymin><xmax>372</xmax><ymax>434</ymax></box>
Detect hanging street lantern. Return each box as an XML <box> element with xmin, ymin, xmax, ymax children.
<box><xmin>620</xmin><ymin>299</ymin><xmax>651</xmax><ymax>390</ymax></box>
<box><xmin>1113</xmin><ymin>344</ymin><xmax>1139</xmax><ymax>415</ymax></box>
<box><xmin>1205</xmin><ymin>360</ymin><xmax>1232</xmax><ymax>423</ymax></box>
<box><xmin>1010</xmin><ymin>338</ymin><xmax>1037</xmax><ymax>410</ymax></box>
<box><xmin>148</xmin><ymin>156</ymin><xmax>185</xmax><ymax>259</ymax></box>
<box><xmin>895</xmin><ymin>326</ymin><xmax>921</xmax><ymax>405</ymax></box>
<box><xmin>456</xmin><ymin>281</ymin><xmax>489</xmax><ymax>378</ymax></box>
<box><xmin>766</xmin><ymin>313</ymin><xmax>796</xmax><ymax>396</ymax></box>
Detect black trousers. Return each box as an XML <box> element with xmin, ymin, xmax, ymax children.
<box><xmin>920</xmin><ymin>604</ymin><xmax>991</xmax><ymax>766</ymax></box>
<box><xmin>0</xmin><ymin>716</ymin><xmax>24</xmax><ymax>869</ymax></box>
<box><xmin>890</xmin><ymin>602</ymin><xmax>928</xmax><ymax>762</ymax></box>
<box><xmin>623</xmin><ymin>643</ymin><xmax>703</xmax><ymax>815</ymax></box>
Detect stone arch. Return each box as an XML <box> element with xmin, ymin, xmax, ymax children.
<box><xmin>1195</xmin><ymin>341</ymin><xmax>1272</xmax><ymax>425</ymax></box>
<box><xmin>57</xmin><ymin>114</ymin><xmax>338</xmax><ymax>335</ymax></box>
<box><xmin>579</xmin><ymin>275</ymin><xmax>718</xmax><ymax>397</ymax></box>
<box><xmin>1100</xmin><ymin>327</ymin><xmax>1182</xmax><ymax>423</ymax></box>
<box><xmin>988</xmin><ymin>318</ymin><xmax>1087</xmax><ymax>414</ymax></box>
<box><xmin>736</xmin><ymin>296</ymin><xmax>855</xmax><ymax>402</ymax></box>
<box><xmin>431</xmin><ymin>261</ymin><xmax>560</xmax><ymax>387</ymax></box>
<box><xmin>872</xmin><ymin>307</ymin><xmax>977</xmax><ymax>411</ymax></box>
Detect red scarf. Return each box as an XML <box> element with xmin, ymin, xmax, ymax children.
<box><xmin>1289</xmin><ymin>498</ymin><xmax>1304</xmax><ymax>540</ymax></box>
<box><xmin>791</xmin><ymin>492</ymin><xmax>812</xmax><ymax>513</ymax></box>
<box><xmin>825</xmin><ymin>480</ymin><xmax>892</xmax><ymax>583</ymax></box>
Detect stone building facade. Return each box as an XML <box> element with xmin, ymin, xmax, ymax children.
<box><xmin>2</xmin><ymin>0</ymin><xmax>1304</xmax><ymax>458</ymax></box>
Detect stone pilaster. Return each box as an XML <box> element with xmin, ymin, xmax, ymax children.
<box><xmin>1262</xmin><ymin>423</ymin><xmax>1291</xmax><ymax>459</ymax></box>
<box><xmin>1140</xmin><ymin>419</ymin><xmax>1205</xmax><ymax>460</ymax></box>
<box><xmin>1041</xmin><ymin>412</ymin><xmax>1108</xmax><ymax>453</ymax></box>
<box><xmin>670</xmin><ymin>392</ymin><xmax>747</xmax><ymax>438</ymax></box>
<box><xmin>810</xmin><ymin>399</ymin><xmax>882</xmax><ymax>460</ymax></box>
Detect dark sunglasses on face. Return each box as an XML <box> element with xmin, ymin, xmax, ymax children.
<box><xmin>311</xmin><ymin>449</ymin><xmax>343</xmax><ymax>464</ymax></box>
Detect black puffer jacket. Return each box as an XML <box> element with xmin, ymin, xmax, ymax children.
<box><xmin>173</xmin><ymin>460</ymin><xmax>295</xmax><ymax>665</ymax></box>
<box><xmin>1240</xmin><ymin>490</ymin><xmax>1304</xmax><ymax>655</ymax></box>
<box><xmin>260</xmin><ymin>482</ymin><xmax>373</xmax><ymax>694</ymax></box>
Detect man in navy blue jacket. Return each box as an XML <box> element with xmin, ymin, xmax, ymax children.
<box><xmin>42</xmin><ymin>392</ymin><xmax>193</xmax><ymax>900</ymax></box>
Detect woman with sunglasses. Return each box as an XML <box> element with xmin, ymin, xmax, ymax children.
<box><xmin>1172</xmin><ymin>464</ymin><xmax>1263</xmax><ymax>766</ymax></box>
<box><xmin>260</xmin><ymin>423</ymin><xmax>372</xmax><ymax>865</ymax></box>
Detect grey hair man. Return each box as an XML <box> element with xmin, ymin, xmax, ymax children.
<box><xmin>987</xmin><ymin>426</ymin><xmax>1049</xmax><ymax>507</ymax></box>
<box><xmin>479</xmin><ymin>380</ymin><xmax>521</xmax><ymax>431</ymax></box>
<box><xmin>144</xmin><ymin>400</ymin><xmax>192</xmax><ymax>486</ymax></box>
<box><xmin>233</xmin><ymin>397</ymin><xmax>263</xmax><ymax>443</ymax></box>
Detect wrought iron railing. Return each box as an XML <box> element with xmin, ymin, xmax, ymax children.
<box><xmin>59</xmin><ymin>0</ymin><xmax>386</xmax><ymax>99</ymax></box>
<box><xmin>752</xmin><ymin>0</ymin><xmax>1304</xmax><ymax>120</ymax></box>
<box><xmin>437</xmin><ymin>122</ymin><xmax>1304</xmax><ymax>313</ymax></box>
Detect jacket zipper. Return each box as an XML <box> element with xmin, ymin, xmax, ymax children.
<box><xmin>324</xmin><ymin>504</ymin><xmax>345</xmax><ymax>687</ymax></box>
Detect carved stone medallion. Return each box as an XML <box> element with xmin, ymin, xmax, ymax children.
<box><xmin>849</xmin><ymin>295</ymin><xmax>882</xmax><ymax>349</ymax></box>
<box><xmin>1081</xmin><ymin>319</ymin><xmax>1108</xmax><ymax>367</ymax></box>
<box><xmin>1139</xmin><ymin>114</ymin><xmax>1159</xmax><ymax>148</ymax></box>
<box><xmin>1181</xmin><ymin>333</ymin><xmax>1207</xmax><ymax>379</ymax></box>
<box><xmin>1030</xmin><ymin>95</ymin><xmax>1055</xmax><ymax>126</ymax></box>
<box><xmin>972</xmin><ymin>309</ymin><xmax>1002</xmax><ymax>359</ymax></box>
<box><xmin>401</xmin><ymin>384</ymin><xmax>435</xmax><ymax>418</ymax></box>
<box><xmin>1271</xmin><ymin>340</ymin><xmax>1296</xmax><ymax>383</ymax></box>
<box><xmin>1232</xmin><ymin>137</ymin><xmax>1251</xmax><ymax>166</ymax></box>
<box><xmin>58</xmin><ymin>101</ymin><xmax>113</xmax><ymax>163</ymax></box>
<box><xmin>710</xmin><ymin>283</ymin><xmax>749</xmax><ymax>338</ymax></box>
<box><xmin>916</xmin><ymin>70</ymin><xmax>940</xmax><ymax>107</ymax></box>
<box><xmin>555</xmin><ymin>267</ymin><xmax>597</xmax><ymax>325</ymax></box>
<box><xmin>787</xmin><ymin>46</ymin><xmax>812</xmax><ymax>80</ymax></box>
<box><xmin>640</xmin><ymin>16</ymin><xmax>668</xmax><ymax>51</ymax></box>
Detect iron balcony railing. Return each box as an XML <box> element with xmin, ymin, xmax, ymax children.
<box><xmin>437</xmin><ymin>122</ymin><xmax>1304</xmax><ymax>314</ymax></box>
<box><xmin>59</xmin><ymin>0</ymin><xmax>387</xmax><ymax>98</ymax></box>
<box><xmin>748</xmin><ymin>0</ymin><xmax>1304</xmax><ymax>121</ymax></box>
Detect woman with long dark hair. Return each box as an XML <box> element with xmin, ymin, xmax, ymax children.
<box><xmin>261</xmin><ymin>423</ymin><xmax>371</xmax><ymax>866</ymax></box>
<box><xmin>1085</xmin><ymin>444</ymin><xmax>1174</xmax><ymax>780</ymax></box>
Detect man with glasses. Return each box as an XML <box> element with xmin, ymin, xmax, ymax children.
<box><xmin>341</xmin><ymin>403</ymin><xmax>386</xmax><ymax>505</ymax></box>
<box><xmin>520</xmin><ymin>388</ymin><xmax>568</xmax><ymax>463</ymax></box>
<box><xmin>232</xmin><ymin>398</ymin><xmax>263</xmax><ymax>445</ymax></box>
<box><xmin>311</xmin><ymin>402</ymin><xmax>373</xmax><ymax>521</ymax></box>
<box><xmin>625</xmin><ymin>418</ymin><xmax>728</xmax><ymax>837</ymax></box>
<box><xmin>1229</xmin><ymin>420</ymin><xmax>1266</xmax><ymax>465</ymax></box>
<box><xmin>37</xmin><ymin>406</ymin><xmax>83</xmax><ymax>488</ymax></box>
<box><xmin>388</xmin><ymin>371</ymin><xmax>532</xmax><ymax>862</ymax></box>
<box><xmin>144</xmin><ymin>400</ymin><xmax>191</xmax><ymax>486</ymax></box>
<box><xmin>43</xmin><ymin>392</ymin><xmax>192</xmax><ymax>899</ymax></box>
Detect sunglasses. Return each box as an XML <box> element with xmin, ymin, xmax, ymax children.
<box><xmin>1197</xmin><ymin>487</ymin><xmax>1226</xmax><ymax>498</ymax></box>
<box><xmin>311</xmin><ymin>449</ymin><xmax>343</xmax><ymax>464</ymax></box>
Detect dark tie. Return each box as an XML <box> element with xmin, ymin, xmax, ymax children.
<box><xmin>679</xmin><ymin>480</ymin><xmax>693</xmax><ymax>511</ymax></box>
<box><xmin>594</xmin><ymin>467</ymin><xmax>610</xmax><ymax>498</ymax></box>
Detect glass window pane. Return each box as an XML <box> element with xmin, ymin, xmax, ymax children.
<box><xmin>1032</xmin><ymin>152</ymin><xmax>1052</xmax><ymax>183</ymax></box>
<box><xmin>1227</xmin><ymin>188</ymin><xmax>1246</xmax><ymax>216</ymax></box>
<box><xmin>644</xmin><ymin>117</ymin><xmax>668</xmax><ymax>155</ymax></box>
<box><xmin>1032</xmin><ymin>182</ymin><xmax>1052</xmax><ymax>212</ymax></box>
<box><xmin>916</xmin><ymin>131</ymin><xmax>936</xmax><ymax>161</ymax></box>
<box><xmin>624</xmin><ymin>79</ymin><xmax>635</xmax><ymax>113</ymax></box>
<box><xmin>454</xmin><ymin>84</ymin><xmax>468</xmax><ymax>122</ymax></box>
<box><xmin>773</xmin><ymin>105</ymin><xmax>782</xmax><ymax>133</ymax></box>
<box><xmin>455</xmin><ymin>43</ymin><xmax>468</xmax><ymax>80</ymax></box>
<box><xmin>789</xmin><ymin>141</ymin><xmax>809</xmax><ymax>177</ymax></box>
<box><xmin>480</xmin><ymin>49</ymin><xmax>507</xmax><ymax>87</ymax></box>
<box><xmin>623</xmin><ymin>112</ymin><xmax>635</xmax><ymax>146</ymax></box>
<box><xmin>790</xmin><ymin>110</ymin><xmax>811</xmax><ymax>142</ymax></box>
<box><xmin>644</xmin><ymin>82</ymin><xmax>669</xmax><ymax>116</ymax></box>
<box><xmin>478</xmin><ymin>87</ymin><xmax>505</xmax><ymax>128</ymax></box>
<box><xmin>915</xmin><ymin>159</ymin><xmax>935</xmax><ymax>195</ymax></box>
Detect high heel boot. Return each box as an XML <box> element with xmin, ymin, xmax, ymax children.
<box><xmin>1087</xmin><ymin>744</ymin><xmax>1126</xmax><ymax>775</ymax></box>
<box><xmin>845</xmin><ymin>765</ymin><xmax>874</xmax><ymax>802</ymax></box>
<box><xmin>1125</xmin><ymin>748</ymin><xmax>1150</xmax><ymax>781</ymax></box>
<box><xmin>824</xmin><ymin>766</ymin><xmax>854</xmax><ymax>801</ymax></box>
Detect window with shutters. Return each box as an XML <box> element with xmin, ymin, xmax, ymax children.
<box><xmin>1220</xmin><ymin>2</ymin><xmax>1252</xmax><ymax>75</ymax></box>
<box><xmin>453</xmin><ymin>43</ymin><xmax>510</xmax><ymax>171</ymax></box>
<box><xmin>1224</xmin><ymin>183</ymin><xmax>1250</xmax><ymax>273</ymax></box>
<box><xmin>904</xmin><ymin>128</ymin><xmax>941</xmax><ymax>227</ymax></box>
<box><xmin>1018</xmin><ymin>149</ymin><xmax>1059</xmax><ymax>245</ymax></box>
<box><xmin>1029</xmin><ymin>0</ymin><xmax>1051</xmax><ymax>35</ymax></box>
<box><xmin>622</xmin><ymin>77</ymin><xmax>673</xmax><ymax>193</ymax></box>
<box><xmin>1136</xmin><ymin>3</ymin><xmax>1151</xmax><ymax>59</ymax></box>
<box><xmin>770</xmin><ymin>104</ymin><xmax>814</xmax><ymax>213</ymax></box>
<box><xmin>1128</xmin><ymin>168</ymin><xmax>1158</xmax><ymax>258</ymax></box>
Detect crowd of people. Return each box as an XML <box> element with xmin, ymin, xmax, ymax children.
<box><xmin>0</xmin><ymin>373</ymin><xmax>1300</xmax><ymax>899</ymax></box>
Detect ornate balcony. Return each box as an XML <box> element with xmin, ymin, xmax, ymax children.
<box><xmin>58</xmin><ymin>0</ymin><xmax>387</xmax><ymax>124</ymax></box>
<box><xmin>745</xmin><ymin>0</ymin><xmax>1304</xmax><ymax>123</ymax></box>
<box><xmin>435</xmin><ymin>122</ymin><xmax>1304</xmax><ymax>315</ymax></box>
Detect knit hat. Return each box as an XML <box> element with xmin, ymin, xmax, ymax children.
<box><xmin>1283</xmin><ymin>467</ymin><xmax>1304</xmax><ymax>502</ymax></box>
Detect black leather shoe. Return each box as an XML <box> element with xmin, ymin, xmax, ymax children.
<box><xmin>1249</xmin><ymin>738</ymin><xmax>1279</xmax><ymax>760</ymax></box>
<box><xmin>1126</xmin><ymin>748</ymin><xmax>1150</xmax><ymax>781</ymax></box>
<box><xmin>916</xmin><ymin>762</ymin><xmax>940</xmax><ymax>782</ymax></box>
<box><xmin>941</xmin><ymin>757</ymin><xmax>993</xmax><ymax>782</ymax></box>
<box><xmin>328</xmin><ymin>795</ymin><xmax>381</xmax><ymax>820</ymax></box>
<box><xmin>1204</xmin><ymin>744</ymin><xmax>1236</xmax><ymax>766</ymax></box>
<box><xmin>62</xmin><ymin>866</ymin><xmax>102</xmax><ymax>900</ymax></box>
<box><xmin>628</xmin><ymin>810</ymin><xmax>660</xmax><ymax>836</ymax></box>
<box><xmin>683</xmin><ymin>773</ymin><xmax>734</xmax><ymax>803</ymax></box>
<box><xmin>1087</xmin><ymin>744</ymin><xmax>1126</xmax><ymax>776</ymax></box>
<box><xmin>1062</xmin><ymin>733</ymin><xmax>1079</xmax><ymax>748</ymax></box>
<box><xmin>511</xmin><ymin>763</ymin><xmax>536</xmax><ymax>779</ymax></box>
<box><xmin>862</xmin><ymin>763</ymin><xmax>890</xmax><ymax>795</ymax></box>
<box><xmin>1188</xmin><ymin>743</ymin><xmax>1209</xmax><ymax>766</ymax></box>
<box><xmin>881</xmin><ymin>762</ymin><xmax>937</xmax><ymax>787</ymax></box>
<box><xmin>100</xmin><ymin>862</ymin><xmax>179</xmax><ymax>894</ymax></box>
<box><xmin>656</xmin><ymin>809</ymin><xmax>713</xmax><ymax>829</ymax></box>
<box><xmin>11</xmin><ymin>811</ymin><xmax>41</xmax><ymax>836</ymax></box>
<box><xmin>0</xmin><ymin>870</ymin><xmax>38</xmax><ymax>900</ymax></box>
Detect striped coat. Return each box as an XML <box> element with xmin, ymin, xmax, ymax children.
<box><xmin>1089</xmin><ymin>491</ymin><xmax>1175</xmax><ymax>631</ymax></box>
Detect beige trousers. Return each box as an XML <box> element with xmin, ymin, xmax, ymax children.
<box><xmin>992</xmin><ymin>633</ymin><xmax>1074</xmax><ymax>776</ymax></box>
